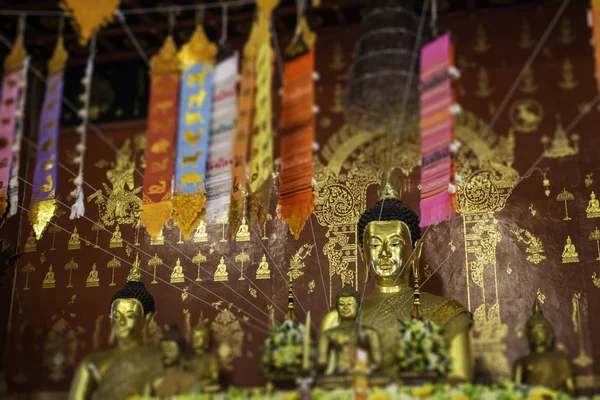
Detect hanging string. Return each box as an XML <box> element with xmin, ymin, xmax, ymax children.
<box><xmin>115</xmin><ymin>9</ymin><xmax>151</xmax><ymax>67</ymax></box>
<box><xmin>168</xmin><ymin>11</ymin><xmax>176</xmax><ymax>37</ymax></box>
<box><xmin>430</xmin><ymin>0</ymin><xmax>438</xmax><ymax>37</ymax></box>
<box><xmin>195</xmin><ymin>7</ymin><xmax>204</xmax><ymax>27</ymax></box>
<box><xmin>220</xmin><ymin>5</ymin><xmax>229</xmax><ymax>45</ymax></box>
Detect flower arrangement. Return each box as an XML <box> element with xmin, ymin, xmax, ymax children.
<box><xmin>260</xmin><ymin>320</ymin><xmax>306</xmax><ymax>376</ymax></box>
<box><xmin>395</xmin><ymin>319</ymin><xmax>451</xmax><ymax>376</ymax></box>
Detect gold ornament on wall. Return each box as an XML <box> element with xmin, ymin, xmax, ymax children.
<box><xmin>509</xmin><ymin>99</ymin><xmax>543</xmax><ymax>133</ymax></box>
<box><xmin>64</xmin><ymin>259</ymin><xmax>79</xmax><ymax>288</ymax></box>
<box><xmin>329</xmin><ymin>41</ymin><xmax>345</xmax><ymax>71</ymax></box>
<box><xmin>192</xmin><ymin>251</ymin><xmax>207</xmax><ymax>282</ymax></box>
<box><xmin>536</xmin><ymin>288</ymin><xmax>545</xmax><ymax>304</ymax></box>
<box><xmin>248</xmin><ymin>286</ymin><xmax>257</xmax><ymax>298</ymax></box>
<box><xmin>588</xmin><ymin>227</ymin><xmax>600</xmax><ymax>261</ymax></box>
<box><xmin>585</xmin><ymin>173</ymin><xmax>593</xmax><ymax>188</ymax></box>
<box><xmin>43</xmin><ymin>318</ymin><xmax>79</xmax><ymax>382</ymax></box>
<box><xmin>561</xmin><ymin>236</ymin><xmax>580</xmax><ymax>264</ymax></box>
<box><xmin>556</xmin><ymin>188</ymin><xmax>574</xmax><ymax>221</ymax></box>
<box><xmin>193</xmin><ymin>221</ymin><xmax>209</xmax><ymax>242</ymax></box>
<box><xmin>170</xmin><ymin>259</ymin><xmax>185</xmax><ymax>283</ymax></box>
<box><xmin>559</xmin><ymin>59</ymin><xmax>578</xmax><ymax>90</ymax></box>
<box><xmin>558</xmin><ymin>17</ymin><xmax>575</xmax><ymax>45</ymax></box>
<box><xmin>91</xmin><ymin>221</ymin><xmax>104</xmax><ymax>248</ymax></box>
<box><xmin>235</xmin><ymin>217</ymin><xmax>250</xmax><ymax>242</ymax></box>
<box><xmin>150</xmin><ymin>229</ymin><xmax>165</xmax><ymax>245</ymax></box>
<box><xmin>592</xmin><ymin>273</ymin><xmax>600</xmax><ymax>289</ymax></box>
<box><xmin>42</xmin><ymin>265</ymin><xmax>56</xmax><ymax>289</ymax></box>
<box><xmin>518</xmin><ymin>18</ymin><xmax>535</xmax><ymax>49</ymax></box>
<box><xmin>473</xmin><ymin>24</ymin><xmax>491</xmax><ymax>53</ymax></box>
<box><xmin>512</xmin><ymin>228</ymin><xmax>546</xmax><ymax>264</ymax></box>
<box><xmin>542</xmin><ymin>116</ymin><xmax>579</xmax><ymax>159</ymax></box>
<box><xmin>529</xmin><ymin>204</ymin><xmax>536</xmax><ymax>216</ymax></box>
<box><xmin>308</xmin><ymin>279</ymin><xmax>315</xmax><ymax>294</ymax></box>
<box><xmin>49</xmin><ymin>225</ymin><xmax>61</xmax><ymax>251</ymax></box>
<box><xmin>287</xmin><ymin>243</ymin><xmax>314</xmax><ymax>280</ymax></box>
<box><xmin>571</xmin><ymin>293</ymin><xmax>592</xmax><ymax>367</ymax></box>
<box><xmin>519</xmin><ymin>67</ymin><xmax>537</xmax><ymax>94</ymax></box>
<box><xmin>67</xmin><ymin>227</ymin><xmax>81</xmax><ymax>250</ymax></box>
<box><xmin>330</xmin><ymin>83</ymin><xmax>344</xmax><ymax>114</ymax></box>
<box><xmin>106</xmin><ymin>257</ymin><xmax>121</xmax><ymax>286</ymax></box>
<box><xmin>211</xmin><ymin>308</ymin><xmax>244</xmax><ymax>370</ymax></box>
<box><xmin>109</xmin><ymin>225</ymin><xmax>123</xmax><ymax>248</ymax></box>
<box><xmin>235</xmin><ymin>250</ymin><xmax>250</xmax><ymax>280</ymax></box>
<box><xmin>148</xmin><ymin>254</ymin><xmax>161</xmax><ymax>284</ymax></box>
<box><xmin>586</xmin><ymin>192</ymin><xmax>600</xmax><ymax>219</ymax></box>
<box><xmin>255</xmin><ymin>254</ymin><xmax>271</xmax><ymax>280</ymax></box>
<box><xmin>22</xmin><ymin>262</ymin><xmax>34</xmax><ymax>291</ymax></box>
<box><xmin>60</xmin><ymin>0</ymin><xmax>120</xmax><ymax>46</ymax></box>
<box><xmin>85</xmin><ymin>263</ymin><xmax>100</xmax><ymax>287</ymax></box>
<box><xmin>214</xmin><ymin>256</ymin><xmax>229</xmax><ymax>282</ymax></box>
<box><xmin>474</xmin><ymin>67</ymin><xmax>494</xmax><ymax>98</ymax></box>
<box><xmin>217</xmin><ymin>214</ymin><xmax>228</xmax><ymax>243</ymax></box>
<box><xmin>26</xmin><ymin>230</ymin><xmax>38</xmax><ymax>253</ymax></box>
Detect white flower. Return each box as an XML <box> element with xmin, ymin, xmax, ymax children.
<box><xmin>479</xmin><ymin>392</ymin><xmax>500</xmax><ymax>400</ymax></box>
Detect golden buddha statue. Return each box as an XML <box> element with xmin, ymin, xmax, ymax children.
<box><xmin>193</xmin><ymin>221</ymin><xmax>208</xmax><ymax>243</ymax></box>
<box><xmin>320</xmin><ymin>180</ymin><xmax>474</xmax><ymax>382</ymax></box>
<box><xmin>68</xmin><ymin>263</ymin><xmax>161</xmax><ymax>400</ymax></box>
<box><xmin>586</xmin><ymin>191</ymin><xmax>600</xmax><ymax>219</ymax></box>
<box><xmin>513</xmin><ymin>298</ymin><xmax>574</xmax><ymax>394</ymax></box>
<box><xmin>85</xmin><ymin>264</ymin><xmax>100</xmax><ymax>288</ymax></box>
<box><xmin>317</xmin><ymin>284</ymin><xmax>382</xmax><ymax>379</ymax></box>
<box><xmin>42</xmin><ymin>265</ymin><xmax>56</xmax><ymax>289</ymax></box>
<box><xmin>68</xmin><ymin>227</ymin><xmax>81</xmax><ymax>250</ymax></box>
<box><xmin>187</xmin><ymin>315</ymin><xmax>221</xmax><ymax>392</ymax></box>
<box><xmin>109</xmin><ymin>225</ymin><xmax>123</xmax><ymax>248</ymax></box>
<box><xmin>143</xmin><ymin>325</ymin><xmax>200</xmax><ymax>397</ymax></box>
<box><xmin>235</xmin><ymin>217</ymin><xmax>251</xmax><ymax>242</ymax></box>
<box><xmin>561</xmin><ymin>236</ymin><xmax>579</xmax><ymax>263</ymax></box>
<box><xmin>256</xmin><ymin>254</ymin><xmax>271</xmax><ymax>280</ymax></box>
<box><xmin>170</xmin><ymin>258</ymin><xmax>185</xmax><ymax>283</ymax></box>
<box><xmin>214</xmin><ymin>257</ymin><xmax>228</xmax><ymax>282</ymax></box>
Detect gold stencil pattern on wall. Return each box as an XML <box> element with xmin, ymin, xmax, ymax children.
<box><xmin>589</xmin><ymin>227</ymin><xmax>600</xmax><ymax>261</ymax></box>
<box><xmin>542</xmin><ymin>116</ymin><xmax>579</xmax><ymax>159</ymax></box>
<box><xmin>474</xmin><ymin>67</ymin><xmax>494</xmax><ymax>98</ymax></box>
<box><xmin>556</xmin><ymin>189</ymin><xmax>574</xmax><ymax>221</ymax></box>
<box><xmin>592</xmin><ymin>273</ymin><xmax>600</xmax><ymax>289</ymax></box>
<box><xmin>571</xmin><ymin>293</ymin><xmax>592</xmax><ymax>368</ymax></box>
<box><xmin>518</xmin><ymin>18</ymin><xmax>534</xmax><ymax>49</ymax></box>
<box><xmin>473</xmin><ymin>24</ymin><xmax>491</xmax><ymax>53</ymax></box>
<box><xmin>511</xmin><ymin>228</ymin><xmax>546</xmax><ymax>264</ymax></box>
<box><xmin>586</xmin><ymin>192</ymin><xmax>600</xmax><ymax>219</ymax></box>
<box><xmin>559</xmin><ymin>59</ymin><xmax>578</xmax><ymax>90</ymax></box>
<box><xmin>87</xmin><ymin>139</ymin><xmax>143</xmax><ymax>227</ymax></box>
<box><xmin>211</xmin><ymin>309</ymin><xmax>244</xmax><ymax>370</ymax></box>
<box><xmin>43</xmin><ymin>318</ymin><xmax>80</xmax><ymax>381</ymax></box>
<box><xmin>519</xmin><ymin>67</ymin><xmax>537</xmax><ymax>94</ymax></box>
<box><xmin>558</xmin><ymin>17</ymin><xmax>575</xmax><ymax>45</ymax></box>
<box><xmin>22</xmin><ymin>262</ymin><xmax>34</xmax><ymax>291</ymax></box>
<box><xmin>25</xmin><ymin>231</ymin><xmax>37</xmax><ymax>253</ymax></box>
<box><xmin>509</xmin><ymin>99</ymin><xmax>543</xmax><ymax>133</ymax></box>
<box><xmin>287</xmin><ymin>244</ymin><xmax>314</xmax><ymax>280</ymax></box>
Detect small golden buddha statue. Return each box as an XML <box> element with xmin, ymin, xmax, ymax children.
<box><xmin>24</xmin><ymin>230</ymin><xmax>37</xmax><ymax>253</ymax></box>
<box><xmin>85</xmin><ymin>264</ymin><xmax>100</xmax><ymax>288</ymax></box>
<box><xmin>235</xmin><ymin>217</ymin><xmax>251</xmax><ymax>242</ymax></box>
<box><xmin>193</xmin><ymin>221</ymin><xmax>208</xmax><ymax>243</ymax></box>
<box><xmin>68</xmin><ymin>263</ymin><xmax>161</xmax><ymax>400</ymax></box>
<box><xmin>320</xmin><ymin>177</ymin><xmax>474</xmax><ymax>382</ymax></box>
<box><xmin>317</xmin><ymin>284</ymin><xmax>382</xmax><ymax>380</ymax></box>
<box><xmin>188</xmin><ymin>315</ymin><xmax>221</xmax><ymax>392</ymax></box>
<box><xmin>256</xmin><ymin>254</ymin><xmax>271</xmax><ymax>280</ymax></box>
<box><xmin>170</xmin><ymin>258</ymin><xmax>185</xmax><ymax>283</ymax></box>
<box><xmin>561</xmin><ymin>236</ymin><xmax>579</xmax><ymax>263</ymax></box>
<box><xmin>586</xmin><ymin>191</ymin><xmax>600</xmax><ymax>219</ymax></box>
<box><xmin>151</xmin><ymin>229</ymin><xmax>165</xmax><ymax>246</ymax></box>
<box><xmin>143</xmin><ymin>325</ymin><xmax>200</xmax><ymax>397</ymax></box>
<box><xmin>214</xmin><ymin>257</ymin><xmax>228</xmax><ymax>282</ymax></box>
<box><xmin>109</xmin><ymin>225</ymin><xmax>123</xmax><ymax>248</ymax></box>
<box><xmin>513</xmin><ymin>298</ymin><xmax>574</xmax><ymax>394</ymax></box>
<box><xmin>42</xmin><ymin>265</ymin><xmax>56</xmax><ymax>289</ymax></box>
<box><xmin>68</xmin><ymin>227</ymin><xmax>81</xmax><ymax>250</ymax></box>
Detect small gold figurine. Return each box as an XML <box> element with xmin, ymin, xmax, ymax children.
<box><xmin>542</xmin><ymin>116</ymin><xmax>579</xmax><ymax>159</ymax></box>
<box><xmin>170</xmin><ymin>259</ymin><xmax>185</xmax><ymax>283</ymax></box>
<box><xmin>187</xmin><ymin>315</ymin><xmax>221</xmax><ymax>392</ymax></box>
<box><xmin>256</xmin><ymin>254</ymin><xmax>271</xmax><ymax>280</ymax></box>
<box><xmin>235</xmin><ymin>217</ymin><xmax>250</xmax><ymax>242</ymax></box>
<box><xmin>109</xmin><ymin>225</ymin><xmax>123</xmax><ymax>248</ymax></box>
<box><xmin>69</xmin><ymin>262</ymin><xmax>161</xmax><ymax>400</ymax></box>
<box><xmin>559</xmin><ymin>58</ymin><xmax>578</xmax><ymax>90</ymax></box>
<box><xmin>317</xmin><ymin>284</ymin><xmax>383</xmax><ymax>386</ymax></box>
<box><xmin>193</xmin><ymin>221</ymin><xmax>208</xmax><ymax>243</ymax></box>
<box><xmin>561</xmin><ymin>236</ymin><xmax>579</xmax><ymax>264</ymax></box>
<box><xmin>68</xmin><ymin>227</ymin><xmax>81</xmax><ymax>250</ymax></box>
<box><xmin>42</xmin><ymin>265</ymin><xmax>56</xmax><ymax>289</ymax></box>
<box><xmin>86</xmin><ymin>264</ymin><xmax>100</xmax><ymax>287</ymax></box>
<box><xmin>586</xmin><ymin>192</ymin><xmax>600</xmax><ymax>219</ymax></box>
<box><xmin>214</xmin><ymin>256</ymin><xmax>228</xmax><ymax>282</ymax></box>
<box><xmin>151</xmin><ymin>229</ymin><xmax>165</xmax><ymax>246</ymax></box>
<box><xmin>24</xmin><ymin>230</ymin><xmax>37</xmax><ymax>253</ymax></box>
<box><xmin>143</xmin><ymin>325</ymin><xmax>200</xmax><ymax>397</ymax></box>
<box><xmin>513</xmin><ymin>298</ymin><xmax>574</xmax><ymax>394</ymax></box>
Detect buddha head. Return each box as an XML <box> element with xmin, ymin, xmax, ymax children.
<box><xmin>192</xmin><ymin>314</ymin><xmax>211</xmax><ymax>355</ymax></box>
<box><xmin>526</xmin><ymin>298</ymin><xmax>554</xmax><ymax>352</ymax></box>
<box><xmin>358</xmin><ymin>198</ymin><xmax>421</xmax><ymax>286</ymax></box>
<box><xmin>109</xmin><ymin>266</ymin><xmax>155</xmax><ymax>345</ymax></box>
<box><xmin>161</xmin><ymin>324</ymin><xmax>187</xmax><ymax>367</ymax></box>
<box><xmin>592</xmin><ymin>192</ymin><xmax>597</xmax><ymax>200</ymax></box>
<box><xmin>566</xmin><ymin>236</ymin><xmax>572</xmax><ymax>245</ymax></box>
<box><xmin>335</xmin><ymin>284</ymin><xmax>360</xmax><ymax>322</ymax></box>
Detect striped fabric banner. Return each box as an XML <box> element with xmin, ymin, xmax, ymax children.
<box><xmin>204</xmin><ymin>53</ymin><xmax>238</xmax><ymax>223</ymax></box>
<box><xmin>419</xmin><ymin>33</ymin><xmax>457</xmax><ymax>227</ymax></box>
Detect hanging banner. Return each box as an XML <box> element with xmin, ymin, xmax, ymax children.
<box><xmin>29</xmin><ymin>37</ymin><xmax>68</xmax><ymax>239</ymax></box>
<box><xmin>0</xmin><ymin>35</ymin><xmax>26</xmax><ymax>218</ymax></box>
<box><xmin>140</xmin><ymin>36</ymin><xmax>180</xmax><ymax>240</ymax></box>
<box><xmin>228</xmin><ymin>49</ymin><xmax>256</xmax><ymax>238</ymax></box>
<box><xmin>419</xmin><ymin>33</ymin><xmax>457</xmax><ymax>227</ymax></box>
<box><xmin>204</xmin><ymin>53</ymin><xmax>238</xmax><ymax>223</ymax></box>
<box><xmin>278</xmin><ymin>43</ymin><xmax>316</xmax><ymax>239</ymax></box>
<box><xmin>172</xmin><ymin>26</ymin><xmax>217</xmax><ymax>240</ymax></box>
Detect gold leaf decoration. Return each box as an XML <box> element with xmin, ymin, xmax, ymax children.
<box><xmin>178</xmin><ymin>26</ymin><xmax>217</xmax><ymax>65</ymax></box>
<box><xmin>60</xmin><ymin>0</ymin><xmax>120</xmax><ymax>46</ymax></box>
<box><xmin>48</xmin><ymin>36</ymin><xmax>68</xmax><ymax>77</ymax></box>
<box><xmin>150</xmin><ymin>35</ymin><xmax>180</xmax><ymax>76</ymax></box>
<box><xmin>4</xmin><ymin>34</ymin><xmax>26</xmax><ymax>75</ymax></box>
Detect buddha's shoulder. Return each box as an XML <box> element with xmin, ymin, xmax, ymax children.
<box><xmin>421</xmin><ymin>292</ymin><xmax>472</xmax><ymax>337</ymax></box>
<box><xmin>79</xmin><ymin>345</ymin><xmax>161</xmax><ymax>371</ymax></box>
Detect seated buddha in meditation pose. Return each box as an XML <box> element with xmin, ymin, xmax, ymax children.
<box><xmin>586</xmin><ymin>191</ymin><xmax>600</xmax><ymax>218</ymax></box>
<box><xmin>187</xmin><ymin>315</ymin><xmax>221</xmax><ymax>392</ymax></box>
<box><xmin>69</xmin><ymin>263</ymin><xmax>161</xmax><ymax>400</ymax></box>
<box><xmin>561</xmin><ymin>236</ymin><xmax>579</xmax><ymax>263</ymax></box>
<box><xmin>317</xmin><ymin>284</ymin><xmax>382</xmax><ymax>377</ymax></box>
<box><xmin>513</xmin><ymin>298</ymin><xmax>574</xmax><ymax>394</ymax></box>
<box><xmin>320</xmin><ymin>180</ymin><xmax>474</xmax><ymax>382</ymax></box>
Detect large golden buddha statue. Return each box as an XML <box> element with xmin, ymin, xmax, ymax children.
<box><xmin>69</xmin><ymin>261</ymin><xmax>161</xmax><ymax>400</ymax></box>
<box><xmin>321</xmin><ymin>182</ymin><xmax>474</xmax><ymax>382</ymax></box>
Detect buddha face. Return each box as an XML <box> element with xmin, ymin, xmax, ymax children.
<box><xmin>161</xmin><ymin>340</ymin><xmax>181</xmax><ymax>366</ymax></box>
<box><xmin>363</xmin><ymin>221</ymin><xmax>413</xmax><ymax>283</ymax></box>
<box><xmin>337</xmin><ymin>296</ymin><xmax>358</xmax><ymax>321</ymax></box>
<box><xmin>110</xmin><ymin>298</ymin><xmax>145</xmax><ymax>342</ymax></box>
<box><xmin>528</xmin><ymin>322</ymin><xmax>553</xmax><ymax>351</ymax></box>
<box><xmin>192</xmin><ymin>329</ymin><xmax>209</xmax><ymax>354</ymax></box>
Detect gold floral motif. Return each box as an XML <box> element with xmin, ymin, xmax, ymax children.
<box><xmin>558</xmin><ymin>16</ymin><xmax>575</xmax><ymax>45</ymax></box>
<box><xmin>248</xmin><ymin>286</ymin><xmax>257</xmax><ymax>298</ymax></box>
<box><xmin>592</xmin><ymin>273</ymin><xmax>600</xmax><ymax>289</ymax></box>
<box><xmin>585</xmin><ymin>173</ymin><xmax>593</xmax><ymax>188</ymax></box>
<box><xmin>211</xmin><ymin>309</ymin><xmax>244</xmax><ymax>370</ymax></box>
<box><xmin>308</xmin><ymin>280</ymin><xmax>315</xmax><ymax>294</ymax></box>
<box><xmin>537</xmin><ymin>288</ymin><xmax>545</xmax><ymax>305</ymax></box>
<box><xmin>287</xmin><ymin>244</ymin><xmax>314</xmax><ymax>280</ymax></box>
<box><xmin>88</xmin><ymin>139</ymin><xmax>143</xmax><ymax>227</ymax></box>
<box><xmin>171</xmin><ymin>194</ymin><xmax>206</xmax><ymax>240</ymax></box>
<box><xmin>512</xmin><ymin>228</ymin><xmax>546</xmax><ymax>264</ymax></box>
